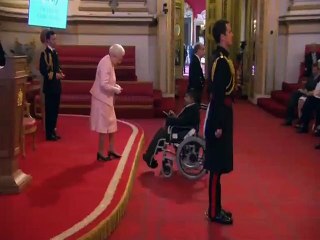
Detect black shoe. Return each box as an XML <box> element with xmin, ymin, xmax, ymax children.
<box><xmin>97</xmin><ymin>152</ymin><xmax>111</xmax><ymax>161</ymax></box>
<box><xmin>46</xmin><ymin>135</ymin><xmax>58</xmax><ymax>141</ymax></box>
<box><xmin>282</xmin><ymin>120</ymin><xmax>292</xmax><ymax>126</ymax></box>
<box><xmin>205</xmin><ymin>211</ymin><xmax>233</xmax><ymax>225</ymax></box>
<box><xmin>108</xmin><ymin>151</ymin><xmax>122</xmax><ymax>159</ymax></box>
<box><xmin>54</xmin><ymin>134</ymin><xmax>61</xmax><ymax>140</ymax></box>
<box><xmin>143</xmin><ymin>154</ymin><xmax>158</xmax><ymax>169</ymax></box>
<box><xmin>221</xmin><ymin>209</ymin><xmax>232</xmax><ymax>218</ymax></box>
<box><xmin>162</xmin><ymin>159</ymin><xmax>172</xmax><ymax>175</ymax></box>
<box><xmin>53</xmin><ymin>130</ymin><xmax>61</xmax><ymax>139</ymax></box>
<box><xmin>315</xmin><ymin>144</ymin><xmax>320</xmax><ymax>150</ymax></box>
<box><xmin>297</xmin><ymin>127</ymin><xmax>308</xmax><ymax>133</ymax></box>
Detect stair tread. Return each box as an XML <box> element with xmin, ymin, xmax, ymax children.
<box><xmin>257</xmin><ymin>98</ymin><xmax>286</xmax><ymax>118</ymax></box>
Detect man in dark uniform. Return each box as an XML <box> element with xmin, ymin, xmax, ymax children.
<box><xmin>283</xmin><ymin>64</ymin><xmax>320</xmax><ymax>126</ymax></box>
<box><xmin>204</xmin><ymin>19</ymin><xmax>235</xmax><ymax>225</ymax></box>
<box><xmin>188</xmin><ymin>42</ymin><xmax>206</xmax><ymax>104</ymax></box>
<box><xmin>39</xmin><ymin>30</ymin><xmax>65</xmax><ymax>141</ymax></box>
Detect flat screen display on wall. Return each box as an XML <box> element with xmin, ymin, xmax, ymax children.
<box><xmin>28</xmin><ymin>0</ymin><xmax>69</xmax><ymax>29</ymax></box>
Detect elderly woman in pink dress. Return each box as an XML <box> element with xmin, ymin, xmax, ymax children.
<box><xmin>90</xmin><ymin>44</ymin><xmax>125</xmax><ymax>161</ymax></box>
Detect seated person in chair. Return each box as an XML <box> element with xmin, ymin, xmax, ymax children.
<box><xmin>143</xmin><ymin>89</ymin><xmax>200</xmax><ymax>169</ymax></box>
<box><xmin>284</xmin><ymin>64</ymin><xmax>320</xmax><ymax>126</ymax></box>
<box><xmin>297</xmin><ymin>79</ymin><xmax>320</xmax><ymax>133</ymax></box>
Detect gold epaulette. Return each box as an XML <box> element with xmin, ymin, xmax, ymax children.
<box><xmin>42</xmin><ymin>50</ymin><xmax>53</xmax><ymax>72</ymax></box>
<box><xmin>210</xmin><ymin>52</ymin><xmax>236</xmax><ymax>95</ymax></box>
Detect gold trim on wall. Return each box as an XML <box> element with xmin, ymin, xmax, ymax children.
<box><xmin>288</xmin><ymin>4</ymin><xmax>320</xmax><ymax>11</ymax></box>
<box><xmin>0</xmin><ymin>1</ymin><xmax>28</xmax><ymax>9</ymax></box>
<box><xmin>78</xmin><ymin>6</ymin><xmax>148</xmax><ymax>12</ymax></box>
<box><xmin>174</xmin><ymin>0</ymin><xmax>184</xmax><ymax>78</ymax></box>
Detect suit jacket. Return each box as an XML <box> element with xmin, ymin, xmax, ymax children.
<box><xmin>188</xmin><ymin>54</ymin><xmax>205</xmax><ymax>90</ymax></box>
<box><xmin>305</xmin><ymin>74</ymin><xmax>320</xmax><ymax>92</ymax></box>
<box><xmin>39</xmin><ymin>47</ymin><xmax>62</xmax><ymax>94</ymax></box>
<box><xmin>0</xmin><ymin>42</ymin><xmax>5</xmax><ymax>66</ymax></box>
<box><xmin>90</xmin><ymin>55</ymin><xmax>119</xmax><ymax>106</ymax></box>
<box><xmin>166</xmin><ymin>103</ymin><xmax>200</xmax><ymax>128</ymax></box>
<box><xmin>304</xmin><ymin>52</ymin><xmax>320</xmax><ymax>77</ymax></box>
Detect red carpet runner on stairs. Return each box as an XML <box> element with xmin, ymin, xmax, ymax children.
<box><xmin>0</xmin><ymin>115</ymin><xmax>144</xmax><ymax>240</ymax></box>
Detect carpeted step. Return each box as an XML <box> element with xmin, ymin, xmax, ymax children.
<box><xmin>257</xmin><ymin>97</ymin><xmax>286</xmax><ymax>118</ymax></box>
<box><xmin>271</xmin><ymin>90</ymin><xmax>290</xmax><ymax>106</ymax></box>
<box><xmin>282</xmin><ymin>82</ymin><xmax>301</xmax><ymax>93</ymax></box>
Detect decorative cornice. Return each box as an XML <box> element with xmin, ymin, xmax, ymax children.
<box><xmin>0</xmin><ymin>12</ymin><xmax>157</xmax><ymax>26</ymax></box>
<box><xmin>288</xmin><ymin>4</ymin><xmax>320</xmax><ymax>11</ymax></box>
<box><xmin>278</xmin><ymin>20</ymin><xmax>320</xmax><ymax>35</ymax></box>
<box><xmin>279</xmin><ymin>14</ymin><xmax>320</xmax><ymax>23</ymax></box>
<box><xmin>0</xmin><ymin>1</ymin><xmax>28</xmax><ymax>9</ymax></box>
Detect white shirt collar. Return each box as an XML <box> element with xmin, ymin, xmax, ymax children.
<box><xmin>47</xmin><ymin>45</ymin><xmax>55</xmax><ymax>52</ymax></box>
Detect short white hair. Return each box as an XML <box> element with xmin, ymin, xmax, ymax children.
<box><xmin>109</xmin><ymin>44</ymin><xmax>125</xmax><ymax>57</ymax></box>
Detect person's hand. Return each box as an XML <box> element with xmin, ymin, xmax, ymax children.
<box><xmin>215</xmin><ymin>129</ymin><xmax>222</xmax><ymax>138</ymax></box>
<box><xmin>114</xmin><ymin>86</ymin><xmax>122</xmax><ymax>94</ymax></box>
<box><xmin>56</xmin><ymin>73</ymin><xmax>63</xmax><ymax>80</ymax></box>
<box><xmin>61</xmin><ymin>73</ymin><xmax>66</xmax><ymax>79</ymax></box>
<box><xmin>169</xmin><ymin>110</ymin><xmax>176</xmax><ymax>117</ymax></box>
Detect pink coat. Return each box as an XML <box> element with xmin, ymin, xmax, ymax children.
<box><xmin>90</xmin><ymin>55</ymin><xmax>119</xmax><ymax>106</ymax></box>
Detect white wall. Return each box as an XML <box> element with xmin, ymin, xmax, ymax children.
<box><xmin>285</xmin><ymin>34</ymin><xmax>320</xmax><ymax>83</ymax></box>
<box><xmin>274</xmin><ymin>0</ymin><xmax>320</xmax><ymax>89</ymax></box>
<box><xmin>147</xmin><ymin>0</ymin><xmax>157</xmax><ymax>14</ymax></box>
<box><xmin>275</xmin><ymin>33</ymin><xmax>320</xmax><ymax>87</ymax></box>
<box><xmin>275</xmin><ymin>34</ymin><xmax>288</xmax><ymax>89</ymax></box>
<box><xmin>264</xmin><ymin>0</ymin><xmax>281</xmax><ymax>94</ymax></box>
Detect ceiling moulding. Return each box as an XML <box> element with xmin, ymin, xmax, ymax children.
<box><xmin>288</xmin><ymin>3</ymin><xmax>320</xmax><ymax>11</ymax></box>
<box><xmin>0</xmin><ymin>13</ymin><xmax>157</xmax><ymax>26</ymax></box>
<box><xmin>0</xmin><ymin>0</ymin><xmax>28</xmax><ymax>9</ymax></box>
<box><xmin>278</xmin><ymin>21</ymin><xmax>320</xmax><ymax>35</ymax></box>
<box><xmin>279</xmin><ymin>14</ymin><xmax>320</xmax><ymax>23</ymax></box>
<box><xmin>79</xmin><ymin>0</ymin><xmax>148</xmax><ymax>13</ymax></box>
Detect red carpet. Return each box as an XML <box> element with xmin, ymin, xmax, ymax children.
<box><xmin>0</xmin><ymin>115</ymin><xmax>144</xmax><ymax>240</ymax></box>
<box><xmin>109</xmin><ymin>101</ymin><xmax>320</xmax><ymax>240</ymax></box>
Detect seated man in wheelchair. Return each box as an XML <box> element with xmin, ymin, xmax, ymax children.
<box><xmin>143</xmin><ymin>89</ymin><xmax>200</xmax><ymax>169</ymax></box>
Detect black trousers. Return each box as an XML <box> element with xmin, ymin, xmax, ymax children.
<box><xmin>188</xmin><ymin>86</ymin><xmax>203</xmax><ymax>105</ymax></box>
<box><xmin>300</xmin><ymin>96</ymin><xmax>320</xmax><ymax>129</ymax></box>
<box><xmin>208</xmin><ymin>171</ymin><xmax>221</xmax><ymax>217</ymax></box>
<box><xmin>286</xmin><ymin>90</ymin><xmax>304</xmax><ymax>121</ymax></box>
<box><xmin>45</xmin><ymin>92</ymin><xmax>61</xmax><ymax>138</ymax></box>
<box><xmin>144</xmin><ymin>128</ymin><xmax>166</xmax><ymax>162</ymax></box>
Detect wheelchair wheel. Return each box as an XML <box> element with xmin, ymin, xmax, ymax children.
<box><xmin>176</xmin><ymin>136</ymin><xmax>206</xmax><ymax>180</ymax></box>
<box><xmin>161</xmin><ymin>158</ymin><xmax>173</xmax><ymax>178</ymax></box>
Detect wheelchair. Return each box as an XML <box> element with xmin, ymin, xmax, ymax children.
<box><xmin>152</xmin><ymin>125</ymin><xmax>206</xmax><ymax>180</ymax></box>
